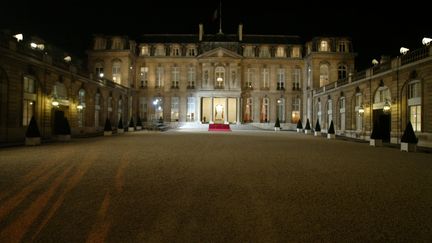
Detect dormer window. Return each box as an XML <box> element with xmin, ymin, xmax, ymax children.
<box><xmin>276</xmin><ymin>46</ymin><xmax>286</xmax><ymax>57</ymax></box>
<box><xmin>259</xmin><ymin>46</ymin><xmax>270</xmax><ymax>58</ymax></box>
<box><xmin>140</xmin><ymin>45</ymin><xmax>149</xmax><ymax>56</ymax></box>
<box><xmin>94</xmin><ymin>38</ymin><xmax>106</xmax><ymax>50</ymax></box>
<box><xmin>319</xmin><ymin>40</ymin><xmax>329</xmax><ymax>52</ymax></box>
<box><xmin>171</xmin><ymin>45</ymin><xmax>181</xmax><ymax>56</ymax></box>
<box><xmin>112</xmin><ymin>38</ymin><xmax>123</xmax><ymax>50</ymax></box>
<box><xmin>291</xmin><ymin>47</ymin><xmax>300</xmax><ymax>58</ymax></box>
<box><xmin>187</xmin><ymin>45</ymin><xmax>196</xmax><ymax>56</ymax></box>
<box><xmin>243</xmin><ymin>46</ymin><xmax>254</xmax><ymax>57</ymax></box>
<box><xmin>155</xmin><ymin>44</ymin><xmax>166</xmax><ymax>56</ymax></box>
<box><xmin>338</xmin><ymin>41</ymin><xmax>348</xmax><ymax>53</ymax></box>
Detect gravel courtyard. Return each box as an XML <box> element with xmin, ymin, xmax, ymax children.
<box><xmin>0</xmin><ymin>130</ymin><xmax>431</xmax><ymax>242</ymax></box>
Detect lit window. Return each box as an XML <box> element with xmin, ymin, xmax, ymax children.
<box><xmin>291</xmin><ymin>47</ymin><xmax>300</xmax><ymax>58</ymax></box>
<box><xmin>408</xmin><ymin>81</ymin><xmax>421</xmax><ymax>131</ymax></box>
<box><xmin>292</xmin><ymin>97</ymin><xmax>300</xmax><ymax>123</ymax></box>
<box><xmin>112</xmin><ymin>61</ymin><xmax>121</xmax><ymax>84</ymax></box>
<box><xmin>215</xmin><ymin>66</ymin><xmax>225</xmax><ymax>88</ymax></box>
<box><xmin>187</xmin><ymin>97</ymin><xmax>195</xmax><ymax>122</ymax></box>
<box><xmin>77</xmin><ymin>89</ymin><xmax>86</xmax><ymax>128</ymax></box>
<box><xmin>276</xmin><ymin>47</ymin><xmax>286</xmax><ymax>57</ymax></box>
<box><xmin>320</xmin><ymin>40</ymin><xmax>329</xmax><ymax>52</ymax></box>
<box><xmin>277</xmin><ymin>98</ymin><xmax>285</xmax><ymax>122</ymax></box>
<box><xmin>319</xmin><ymin>64</ymin><xmax>329</xmax><ymax>86</ymax></box>
<box><xmin>355</xmin><ymin>93</ymin><xmax>363</xmax><ymax>131</ymax></box>
<box><xmin>259</xmin><ymin>46</ymin><xmax>270</xmax><ymax>58</ymax></box>
<box><xmin>95</xmin><ymin>62</ymin><xmax>104</xmax><ymax>77</ymax></box>
<box><xmin>140</xmin><ymin>67</ymin><xmax>148</xmax><ymax>87</ymax></box>
<box><xmin>261</xmin><ymin>98</ymin><xmax>270</xmax><ymax>123</ymax></box>
<box><xmin>140</xmin><ymin>46</ymin><xmax>149</xmax><ymax>56</ymax></box>
<box><xmin>244</xmin><ymin>98</ymin><xmax>253</xmax><ymax>122</ymax></box>
<box><xmin>171</xmin><ymin>97</ymin><xmax>179</xmax><ymax>121</ymax></box>
<box><xmin>262</xmin><ymin>68</ymin><xmax>269</xmax><ymax>89</ymax></box>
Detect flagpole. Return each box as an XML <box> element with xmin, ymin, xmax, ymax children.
<box><xmin>218</xmin><ymin>0</ymin><xmax>223</xmax><ymax>34</ymax></box>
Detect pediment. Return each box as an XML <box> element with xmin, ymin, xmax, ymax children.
<box><xmin>198</xmin><ymin>47</ymin><xmax>242</xmax><ymax>59</ymax></box>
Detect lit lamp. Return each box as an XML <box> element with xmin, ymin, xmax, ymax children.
<box><xmin>372</xmin><ymin>59</ymin><xmax>379</xmax><ymax>65</ymax></box>
<box><xmin>52</xmin><ymin>99</ymin><xmax>59</xmax><ymax>107</ymax></box>
<box><xmin>77</xmin><ymin>104</ymin><xmax>83</xmax><ymax>110</ymax></box>
<box><xmin>358</xmin><ymin>104</ymin><xmax>365</xmax><ymax>115</ymax></box>
<box><xmin>277</xmin><ymin>99</ymin><xmax>281</xmax><ymax>104</ymax></box>
<box><xmin>383</xmin><ymin>100</ymin><xmax>391</xmax><ymax>113</ymax></box>
<box><xmin>99</xmin><ymin>73</ymin><xmax>104</xmax><ymax>78</ymax></box>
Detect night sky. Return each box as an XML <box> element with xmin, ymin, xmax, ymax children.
<box><xmin>1</xmin><ymin>1</ymin><xmax>430</xmax><ymax>70</ymax></box>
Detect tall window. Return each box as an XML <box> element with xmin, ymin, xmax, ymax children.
<box><xmin>355</xmin><ymin>93</ymin><xmax>363</xmax><ymax>131</ymax></box>
<box><xmin>319</xmin><ymin>64</ymin><xmax>329</xmax><ymax>87</ymax></box>
<box><xmin>95</xmin><ymin>62</ymin><xmax>104</xmax><ymax>77</ymax></box>
<box><xmin>23</xmin><ymin>76</ymin><xmax>36</xmax><ymax>126</ymax></box>
<box><xmin>408</xmin><ymin>81</ymin><xmax>421</xmax><ymax>131</ymax></box>
<box><xmin>172</xmin><ymin>66</ymin><xmax>179</xmax><ymax>88</ymax></box>
<box><xmin>262</xmin><ymin>68</ymin><xmax>269</xmax><ymax>89</ymax></box>
<box><xmin>187</xmin><ymin>97</ymin><xmax>195</xmax><ymax>122</ymax></box>
<box><xmin>154</xmin><ymin>97</ymin><xmax>163</xmax><ymax>121</ymax></box>
<box><xmin>277</xmin><ymin>98</ymin><xmax>285</xmax><ymax>122</ymax></box>
<box><xmin>320</xmin><ymin>40</ymin><xmax>329</xmax><ymax>52</ymax></box>
<box><xmin>307</xmin><ymin>65</ymin><xmax>312</xmax><ymax>88</ymax></box>
<box><xmin>276</xmin><ymin>46</ymin><xmax>286</xmax><ymax>57</ymax></box>
<box><xmin>261</xmin><ymin>98</ymin><xmax>269</xmax><ymax>122</ymax></box>
<box><xmin>291</xmin><ymin>47</ymin><xmax>300</xmax><ymax>58</ymax></box>
<box><xmin>77</xmin><ymin>89</ymin><xmax>86</xmax><ymax>128</ymax></box>
<box><xmin>140</xmin><ymin>67</ymin><xmax>148</xmax><ymax>87</ymax></box>
<box><xmin>277</xmin><ymin>68</ymin><xmax>285</xmax><ymax>90</ymax></box>
<box><xmin>327</xmin><ymin>99</ymin><xmax>333</xmax><ymax>129</ymax></box>
<box><xmin>338</xmin><ymin>65</ymin><xmax>347</xmax><ymax>80</ymax></box>
<box><xmin>112</xmin><ymin>61</ymin><xmax>121</xmax><ymax>84</ymax></box>
<box><xmin>292</xmin><ymin>97</ymin><xmax>300</xmax><ymax>123</ymax></box>
<box><xmin>171</xmin><ymin>97</ymin><xmax>179</xmax><ymax>121</ymax></box>
<box><xmin>203</xmin><ymin>70</ymin><xmax>209</xmax><ymax>87</ymax></box>
<box><xmin>244</xmin><ymin>98</ymin><xmax>253</xmax><ymax>122</ymax></box>
<box><xmin>259</xmin><ymin>46</ymin><xmax>270</xmax><ymax>58</ymax></box>
<box><xmin>338</xmin><ymin>41</ymin><xmax>347</xmax><ymax>52</ymax></box>
<box><xmin>215</xmin><ymin>66</ymin><xmax>225</xmax><ymax>88</ymax></box>
<box><xmin>95</xmin><ymin>92</ymin><xmax>100</xmax><ymax>128</ymax></box>
<box><xmin>139</xmin><ymin>97</ymin><xmax>147</xmax><ymax>121</ymax></box>
<box><xmin>171</xmin><ymin>45</ymin><xmax>181</xmax><ymax>56</ymax></box>
<box><xmin>188</xmin><ymin>66</ymin><xmax>195</xmax><ymax>88</ymax></box>
<box><xmin>156</xmin><ymin>65</ymin><xmax>164</xmax><ymax>88</ymax></box>
<box><xmin>292</xmin><ymin>67</ymin><xmax>301</xmax><ymax>90</ymax></box>
<box><xmin>317</xmin><ymin>101</ymin><xmax>322</xmax><ymax>126</ymax></box>
<box><xmin>246</xmin><ymin>68</ymin><xmax>254</xmax><ymax>88</ymax></box>
<box><xmin>339</xmin><ymin>97</ymin><xmax>345</xmax><ymax>131</ymax></box>
<box><xmin>140</xmin><ymin>45</ymin><xmax>149</xmax><ymax>56</ymax></box>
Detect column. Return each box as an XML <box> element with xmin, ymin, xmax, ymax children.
<box><xmin>210</xmin><ymin>97</ymin><xmax>214</xmax><ymax>123</ymax></box>
<box><xmin>237</xmin><ymin>97</ymin><xmax>241</xmax><ymax>124</ymax></box>
<box><xmin>224</xmin><ymin>98</ymin><xmax>228</xmax><ymax>124</ymax></box>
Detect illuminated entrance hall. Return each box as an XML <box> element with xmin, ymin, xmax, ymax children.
<box><xmin>201</xmin><ymin>97</ymin><xmax>239</xmax><ymax>124</ymax></box>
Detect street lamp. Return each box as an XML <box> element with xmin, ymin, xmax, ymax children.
<box><xmin>358</xmin><ymin>104</ymin><xmax>365</xmax><ymax>115</ymax></box>
<box><xmin>383</xmin><ymin>99</ymin><xmax>391</xmax><ymax>113</ymax></box>
<box><xmin>400</xmin><ymin>47</ymin><xmax>409</xmax><ymax>55</ymax></box>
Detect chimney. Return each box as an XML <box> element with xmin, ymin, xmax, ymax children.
<box><xmin>199</xmin><ymin>24</ymin><xmax>204</xmax><ymax>41</ymax></box>
<box><xmin>238</xmin><ymin>24</ymin><xmax>243</xmax><ymax>41</ymax></box>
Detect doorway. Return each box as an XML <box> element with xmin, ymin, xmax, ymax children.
<box><xmin>373</xmin><ymin>109</ymin><xmax>391</xmax><ymax>142</ymax></box>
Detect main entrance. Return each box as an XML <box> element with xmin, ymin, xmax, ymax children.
<box><xmin>201</xmin><ymin>97</ymin><xmax>238</xmax><ymax>124</ymax></box>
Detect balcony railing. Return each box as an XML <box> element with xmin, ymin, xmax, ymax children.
<box><xmin>372</xmin><ymin>62</ymin><xmax>391</xmax><ymax>75</ymax></box>
<box><xmin>401</xmin><ymin>46</ymin><xmax>430</xmax><ymax>66</ymax></box>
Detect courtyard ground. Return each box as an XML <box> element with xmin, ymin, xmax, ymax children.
<box><xmin>0</xmin><ymin>130</ymin><xmax>431</xmax><ymax>242</ymax></box>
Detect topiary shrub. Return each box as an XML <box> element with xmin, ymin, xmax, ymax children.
<box><xmin>274</xmin><ymin>117</ymin><xmax>280</xmax><ymax>128</ymax></box>
<box><xmin>315</xmin><ymin>119</ymin><xmax>321</xmax><ymax>132</ymax></box>
<box><xmin>401</xmin><ymin>121</ymin><xmax>418</xmax><ymax>144</ymax></box>
<box><xmin>305</xmin><ymin>119</ymin><xmax>311</xmax><ymax>130</ymax></box>
<box><xmin>26</xmin><ymin>116</ymin><xmax>41</xmax><ymax>137</ymax></box>
<box><xmin>296</xmin><ymin>119</ymin><xmax>303</xmax><ymax>129</ymax></box>
<box><xmin>328</xmin><ymin>120</ymin><xmax>335</xmax><ymax>134</ymax></box>
<box><xmin>104</xmin><ymin>118</ymin><xmax>112</xmax><ymax>131</ymax></box>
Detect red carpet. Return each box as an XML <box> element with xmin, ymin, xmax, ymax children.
<box><xmin>208</xmin><ymin>124</ymin><xmax>231</xmax><ymax>132</ymax></box>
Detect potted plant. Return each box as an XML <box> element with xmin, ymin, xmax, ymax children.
<box><xmin>104</xmin><ymin>118</ymin><xmax>112</xmax><ymax>136</ymax></box>
<box><xmin>400</xmin><ymin>121</ymin><xmax>418</xmax><ymax>152</ymax></box>
<box><xmin>274</xmin><ymin>117</ymin><xmax>281</xmax><ymax>131</ymax></box>
<box><xmin>25</xmin><ymin>116</ymin><xmax>41</xmax><ymax>145</ymax></box>
<box><xmin>314</xmin><ymin>119</ymin><xmax>321</xmax><ymax>136</ymax></box>
<box><xmin>117</xmin><ymin>117</ymin><xmax>124</xmax><ymax>134</ymax></box>
<box><xmin>327</xmin><ymin>120</ymin><xmax>335</xmax><ymax>139</ymax></box>
<box><xmin>304</xmin><ymin>118</ymin><xmax>311</xmax><ymax>134</ymax></box>
<box><xmin>296</xmin><ymin>119</ymin><xmax>303</xmax><ymax>132</ymax></box>
<box><xmin>128</xmin><ymin>117</ymin><xmax>135</xmax><ymax>132</ymax></box>
<box><xmin>57</xmin><ymin>117</ymin><xmax>71</xmax><ymax>141</ymax></box>
<box><xmin>136</xmin><ymin>116</ymin><xmax>143</xmax><ymax>130</ymax></box>
<box><xmin>369</xmin><ymin>121</ymin><xmax>382</xmax><ymax>146</ymax></box>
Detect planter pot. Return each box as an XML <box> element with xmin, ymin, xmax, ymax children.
<box><xmin>25</xmin><ymin>137</ymin><xmax>41</xmax><ymax>146</ymax></box>
<box><xmin>57</xmin><ymin>134</ymin><xmax>71</xmax><ymax>142</ymax></box>
<box><xmin>274</xmin><ymin>127</ymin><xmax>281</xmax><ymax>131</ymax></box>
<box><xmin>401</xmin><ymin>142</ymin><xmax>417</xmax><ymax>152</ymax></box>
<box><xmin>117</xmin><ymin>129</ymin><xmax>124</xmax><ymax>134</ymax></box>
<box><xmin>128</xmin><ymin>127</ymin><xmax>135</xmax><ymax>132</ymax></box>
<box><xmin>369</xmin><ymin>139</ymin><xmax>382</xmax><ymax>146</ymax></box>
<box><xmin>104</xmin><ymin>131</ymin><xmax>112</xmax><ymax>136</ymax></box>
<box><xmin>296</xmin><ymin>129</ymin><xmax>302</xmax><ymax>133</ymax></box>
<box><xmin>304</xmin><ymin>129</ymin><xmax>311</xmax><ymax>134</ymax></box>
<box><xmin>327</xmin><ymin>133</ymin><xmax>335</xmax><ymax>139</ymax></box>
<box><xmin>136</xmin><ymin>126</ymin><xmax>142</xmax><ymax>130</ymax></box>
<box><xmin>314</xmin><ymin>131</ymin><xmax>321</xmax><ymax>136</ymax></box>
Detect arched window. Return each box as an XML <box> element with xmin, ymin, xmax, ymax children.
<box><xmin>23</xmin><ymin>76</ymin><xmax>36</xmax><ymax>126</ymax></box>
<box><xmin>215</xmin><ymin>66</ymin><xmax>225</xmax><ymax>88</ymax></box>
<box><xmin>338</xmin><ymin>65</ymin><xmax>347</xmax><ymax>80</ymax></box>
<box><xmin>95</xmin><ymin>62</ymin><xmax>104</xmax><ymax>78</ymax></box>
<box><xmin>408</xmin><ymin>81</ymin><xmax>421</xmax><ymax>131</ymax></box>
<box><xmin>261</xmin><ymin>97</ymin><xmax>270</xmax><ymax>123</ymax></box>
<box><xmin>277</xmin><ymin>98</ymin><xmax>285</xmax><ymax>122</ymax></box>
<box><xmin>244</xmin><ymin>98</ymin><xmax>253</xmax><ymax>122</ymax></box>
<box><xmin>112</xmin><ymin>61</ymin><xmax>121</xmax><ymax>84</ymax></box>
<box><xmin>327</xmin><ymin>99</ymin><xmax>333</xmax><ymax>129</ymax></box>
<box><xmin>320</xmin><ymin>40</ymin><xmax>329</xmax><ymax>52</ymax></box>
<box><xmin>77</xmin><ymin>89</ymin><xmax>86</xmax><ymax>128</ymax></box>
<box><xmin>339</xmin><ymin>97</ymin><xmax>345</xmax><ymax>131</ymax></box>
<box><xmin>320</xmin><ymin>64</ymin><xmax>329</xmax><ymax>87</ymax></box>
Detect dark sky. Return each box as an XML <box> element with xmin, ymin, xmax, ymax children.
<box><xmin>1</xmin><ymin>1</ymin><xmax>430</xmax><ymax>70</ymax></box>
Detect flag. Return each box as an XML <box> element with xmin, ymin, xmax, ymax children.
<box><xmin>212</xmin><ymin>9</ymin><xmax>218</xmax><ymax>21</ymax></box>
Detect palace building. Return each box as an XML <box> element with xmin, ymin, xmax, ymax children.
<box><xmin>1</xmin><ymin>25</ymin><xmax>431</xmax><ymax>147</ymax></box>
